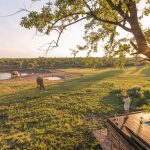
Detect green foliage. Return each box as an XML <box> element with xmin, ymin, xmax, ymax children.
<box><xmin>141</xmin><ymin>105</ymin><xmax>150</xmax><ymax>113</ymax></box>
<box><xmin>144</xmin><ymin>88</ymin><xmax>150</xmax><ymax>99</ymax></box>
<box><xmin>0</xmin><ymin>57</ymin><xmax>149</xmax><ymax>71</ymax></box>
<box><xmin>20</xmin><ymin>0</ymin><xmax>150</xmax><ymax>61</ymax></box>
<box><xmin>128</xmin><ymin>85</ymin><xmax>144</xmax><ymax>98</ymax></box>
<box><xmin>112</xmin><ymin>86</ymin><xmax>150</xmax><ymax>100</ymax></box>
<box><xmin>111</xmin><ymin>84</ymin><xmax>150</xmax><ymax>108</ymax></box>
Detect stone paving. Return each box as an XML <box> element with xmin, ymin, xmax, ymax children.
<box><xmin>93</xmin><ymin>128</ymin><xmax>111</xmax><ymax>150</ymax></box>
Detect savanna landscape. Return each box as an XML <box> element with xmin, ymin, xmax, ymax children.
<box><xmin>0</xmin><ymin>0</ymin><xmax>150</xmax><ymax>149</ymax></box>
<box><xmin>0</xmin><ymin>66</ymin><xmax>150</xmax><ymax>149</ymax></box>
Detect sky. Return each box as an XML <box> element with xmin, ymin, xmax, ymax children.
<box><xmin>0</xmin><ymin>0</ymin><xmax>149</xmax><ymax>58</ymax></box>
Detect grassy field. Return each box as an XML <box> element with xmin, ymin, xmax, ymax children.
<box><xmin>0</xmin><ymin>67</ymin><xmax>150</xmax><ymax>149</ymax></box>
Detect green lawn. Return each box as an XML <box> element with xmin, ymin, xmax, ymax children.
<box><xmin>0</xmin><ymin>67</ymin><xmax>150</xmax><ymax>149</ymax></box>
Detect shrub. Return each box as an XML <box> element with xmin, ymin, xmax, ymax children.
<box><xmin>144</xmin><ymin>88</ymin><xmax>150</xmax><ymax>99</ymax></box>
<box><xmin>132</xmin><ymin>98</ymin><xmax>147</xmax><ymax>107</ymax></box>
<box><xmin>141</xmin><ymin>105</ymin><xmax>150</xmax><ymax>112</ymax></box>
<box><xmin>127</xmin><ymin>85</ymin><xmax>144</xmax><ymax>98</ymax></box>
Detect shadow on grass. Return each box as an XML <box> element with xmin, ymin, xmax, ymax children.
<box><xmin>128</xmin><ymin>67</ymin><xmax>141</xmax><ymax>75</ymax></box>
<box><xmin>0</xmin><ymin>70</ymin><xmax>123</xmax><ymax>104</ymax></box>
<box><xmin>100</xmin><ymin>90</ymin><xmax>145</xmax><ymax>117</ymax></box>
<box><xmin>140</xmin><ymin>67</ymin><xmax>150</xmax><ymax>77</ymax></box>
<box><xmin>51</xmin><ymin>69</ymin><xmax>123</xmax><ymax>92</ymax></box>
<box><xmin>100</xmin><ymin>92</ymin><xmax>124</xmax><ymax>117</ymax></box>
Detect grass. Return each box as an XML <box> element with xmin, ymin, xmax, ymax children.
<box><xmin>0</xmin><ymin>67</ymin><xmax>150</xmax><ymax>149</ymax></box>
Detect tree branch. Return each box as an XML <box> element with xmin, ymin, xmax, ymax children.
<box><xmin>82</xmin><ymin>0</ymin><xmax>132</xmax><ymax>32</ymax></box>
<box><xmin>130</xmin><ymin>40</ymin><xmax>138</xmax><ymax>51</ymax></box>
<box><xmin>0</xmin><ymin>8</ymin><xmax>30</xmax><ymax>17</ymax></box>
<box><xmin>106</xmin><ymin>0</ymin><xmax>130</xmax><ymax>21</ymax></box>
<box><xmin>50</xmin><ymin>12</ymin><xmax>88</xmax><ymax>28</ymax></box>
<box><xmin>40</xmin><ymin>17</ymin><xmax>86</xmax><ymax>54</ymax></box>
<box><xmin>64</xmin><ymin>17</ymin><xmax>86</xmax><ymax>28</ymax></box>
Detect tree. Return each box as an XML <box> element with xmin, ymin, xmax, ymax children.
<box><xmin>20</xmin><ymin>0</ymin><xmax>150</xmax><ymax>61</ymax></box>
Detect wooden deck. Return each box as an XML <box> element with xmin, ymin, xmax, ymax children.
<box><xmin>108</xmin><ymin>112</ymin><xmax>150</xmax><ymax>145</ymax></box>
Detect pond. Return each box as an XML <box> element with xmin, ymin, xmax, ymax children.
<box><xmin>44</xmin><ymin>76</ymin><xmax>62</xmax><ymax>80</ymax></box>
<box><xmin>0</xmin><ymin>73</ymin><xmax>62</xmax><ymax>81</ymax></box>
<box><xmin>0</xmin><ymin>73</ymin><xmax>11</xmax><ymax>80</ymax></box>
<box><xmin>21</xmin><ymin>73</ymin><xmax>29</xmax><ymax>76</ymax></box>
<box><xmin>0</xmin><ymin>72</ymin><xmax>30</xmax><ymax>80</ymax></box>
<box><xmin>145</xmin><ymin>121</ymin><xmax>150</xmax><ymax>126</ymax></box>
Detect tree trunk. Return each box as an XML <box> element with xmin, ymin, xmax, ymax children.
<box><xmin>129</xmin><ymin>2</ymin><xmax>150</xmax><ymax>59</ymax></box>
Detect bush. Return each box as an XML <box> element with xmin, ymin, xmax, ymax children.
<box><xmin>127</xmin><ymin>85</ymin><xmax>144</xmax><ymax>98</ymax></box>
<box><xmin>132</xmin><ymin>98</ymin><xmax>147</xmax><ymax>108</ymax></box>
<box><xmin>144</xmin><ymin>88</ymin><xmax>150</xmax><ymax>99</ymax></box>
<box><xmin>141</xmin><ymin>105</ymin><xmax>150</xmax><ymax>112</ymax></box>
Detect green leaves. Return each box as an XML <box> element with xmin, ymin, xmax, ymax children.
<box><xmin>20</xmin><ymin>0</ymin><xmax>150</xmax><ymax>61</ymax></box>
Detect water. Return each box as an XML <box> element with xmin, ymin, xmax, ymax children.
<box><xmin>0</xmin><ymin>72</ymin><xmax>30</xmax><ymax>80</ymax></box>
<box><xmin>0</xmin><ymin>73</ymin><xmax>61</xmax><ymax>81</ymax></box>
<box><xmin>145</xmin><ymin>121</ymin><xmax>150</xmax><ymax>126</ymax></box>
<box><xmin>44</xmin><ymin>76</ymin><xmax>61</xmax><ymax>80</ymax></box>
<box><xmin>0</xmin><ymin>73</ymin><xmax>11</xmax><ymax>80</ymax></box>
<box><xmin>21</xmin><ymin>73</ymin><xmax>29</xmax><ymax>76</ymax></box>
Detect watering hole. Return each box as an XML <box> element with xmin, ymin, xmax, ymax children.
<box><xmin>0</xmin><ymin>72</ymin><xmax>62</xmax><ymax>81</ymax></box>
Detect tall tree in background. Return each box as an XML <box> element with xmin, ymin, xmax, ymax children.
<box><xmin>21</xmin><ymin>0</ymin><xmax>150</xmax><ymax>61</ymax></box>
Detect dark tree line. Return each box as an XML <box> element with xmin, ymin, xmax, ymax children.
<box><xmin>0</xmin><ymin>57</ymin><xmax>148</xmax><ymax>71</ymax></box>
